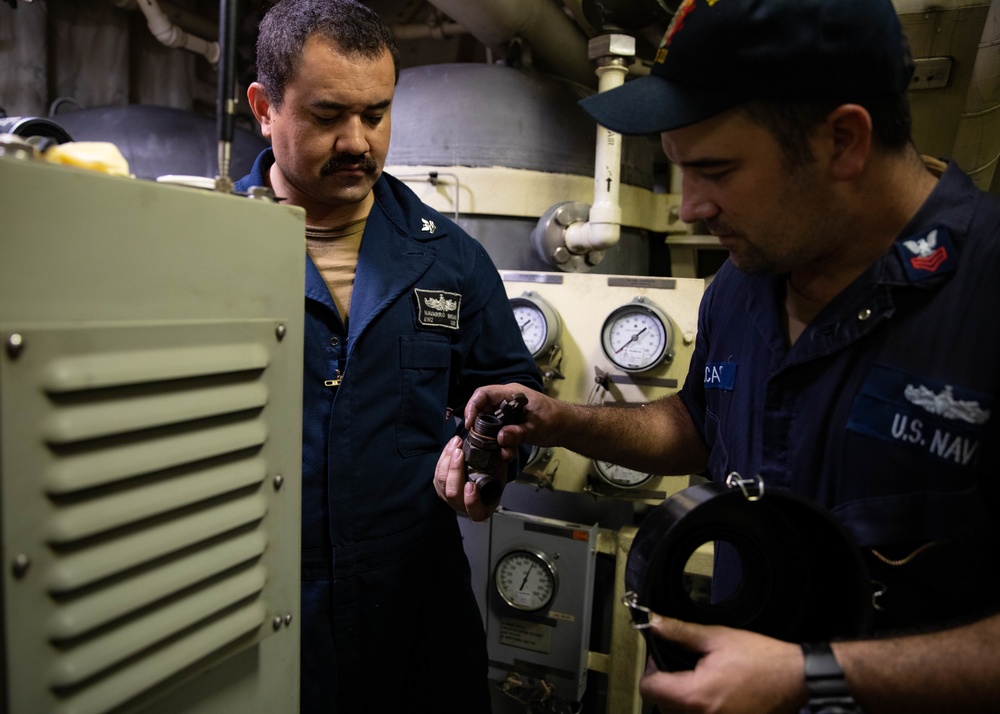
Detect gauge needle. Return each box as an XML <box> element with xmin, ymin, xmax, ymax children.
<box><xmin>519</xmin><ymin>564</ymin><xmax>534</xmax><ymax>590</ymax></box>
<box><xmin>615</xmin><ymin>327</ymin><xmax>647</xmax><ymax>353</ymax></box>
<box><xmin>519</xmin><ymin>319</ymin><xmax>532</xmax><ymax>332</ymax></box>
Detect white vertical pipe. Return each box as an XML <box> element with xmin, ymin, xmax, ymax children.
<box><xmin>565</xmin><ymin>59</ymin><xmax>629</xmax><ymax>253</ymax></box>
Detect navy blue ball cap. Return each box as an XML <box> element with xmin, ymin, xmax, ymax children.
<box><xmin>580</xmin><ymin>0</ymin><xmax>916</xmax><ymax>135</ymax></box>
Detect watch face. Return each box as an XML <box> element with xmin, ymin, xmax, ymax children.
<box><xmin>594</xmin><ymin>459</ymin><xmax>654</xmax><ymax>489</ymax></box>
<box><xmin>509</xmin><ymin>293</ymin><xmax>560</xmax><ymax>358</ymax></box>
<box><xmin>494</xmin><ymin>548</ymin><xmax>557</xmax><ymax>612</ymax></box>
<box><xmin>601</xmin><ymin>301</ymin><xmax>674</xmax><ymax>373</ymax></box>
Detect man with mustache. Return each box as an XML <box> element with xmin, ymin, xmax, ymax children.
<box><xmin>450</xmin><ymin>0</ymin><xmax>1000</xmax><ymax>711</ymax></box>
<box><xmin>237</xmin><ymin>1</ymin><xmax>541</xmax><ymax>712</ymax></box>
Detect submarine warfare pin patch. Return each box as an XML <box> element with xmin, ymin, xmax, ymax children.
<box><xmin>414</xmin><ymin>289</ymin><xmax>461</xmax><ymax>330</ymax></box>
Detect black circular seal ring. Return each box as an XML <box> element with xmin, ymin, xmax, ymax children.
<box><xmin>626</xmin><ymin>481</ymin><xmax>873</xmax><ymax>671</ymax></box>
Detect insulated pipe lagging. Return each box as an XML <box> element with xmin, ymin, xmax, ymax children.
<box><xmin>137</xmin><ymin>0</ymin><xmax>220</xmax><ymax>65</ymax></box>
<box><xmin>425</xmin><ymin>0</ymin><xmax>594</xmax><ymax>88</ymax></box>
<box><xmin>952</xmin><ymin>0</ymin><xmax>1000</xmax><ymax>190</ymax></box>
<box><xmin>564</xmin><ymin>59</ymin><xmax>629</xmax><ymax>254</ymax></box>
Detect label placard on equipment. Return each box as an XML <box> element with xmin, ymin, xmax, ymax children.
<box><xmin>498</xmin><ymin>618</ymin><xmax>552</xmax><ymax>654</ymax></box>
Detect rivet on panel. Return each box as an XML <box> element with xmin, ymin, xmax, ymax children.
<box><xmin>275</xmin><ymin>324</ymin><xmax>287</xmax><ymax>340</ymax></box>
<box><xmin>274</xmin><ymin>475</ymin><xmax>284</xmax><ymax>490</ymax></box>
<box><xmin>273</xmin><ymin>616</ymin><xmax>284</xmax><ymax>631</ymax></box>
<box><xmin>284</xmin><ymin>614</ymin><xmax>293</xmax><ymax>627</ymax></box>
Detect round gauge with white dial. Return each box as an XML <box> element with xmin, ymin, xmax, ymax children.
<box><xmin>509</xmin><ymin>291</ymin><xmax>561</xmax><ymax>359</ymax></box>
<box><xmin>594</xmin><ymin>459</ymin><xmax>655</xmax><ymax>489</ymax></box>
<box><xmin>600</xmin><ymin>298</ymin><xmax>674</xmax><ymax>373</ymax></box>
<box><xmin>494</xmin><ymin>548</ymin><xmax>558</xmax><ymax>613</ymax></box>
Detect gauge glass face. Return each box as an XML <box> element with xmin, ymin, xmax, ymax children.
<box><xmin>595</xmin><ymin>460</ymin><xmax>654</xmax><ymax>488</ymax></box>
<box><xmin>511</xmin><ymin>302</ymin><xmax>549</xmax><ymax>357</ymax></box>
<box><xmin>494</xmin><ymin>549</ymin><xmax>557</xmax><ymax>612</ymax></box>
<box><xmin>602</xmin><ymin>305</ymin><xmax>671</xmax><ymax>372</ymax></box>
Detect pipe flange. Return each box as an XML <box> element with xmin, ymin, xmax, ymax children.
<box><xmin>531</xmin><ymin>201</ymin><xmax>597</xmax><ymax>273</ymax></box>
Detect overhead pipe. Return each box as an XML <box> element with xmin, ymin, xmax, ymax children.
<box><xmin>424</xmin><ymin>0</ymin><xmax>595</xmax><ymax>88</ymax></box>
<box><xmin>135</xmin><ymin>0</ymin><xmax>220</xmax><ymax>66</ymax></box>
<box><xmin>531</xmin><ymin>34</ymin><xmax>634</xmax><ymax>272</ymax></box>
<box><xmin>112</xmin><ymin>0</ymin><xmax>219</xmax><ymax>41</ymax></box>
<box><xmin>392</xmin><ymin>21</ymin><xmax>468</xmax><ymax>41</ymax></box>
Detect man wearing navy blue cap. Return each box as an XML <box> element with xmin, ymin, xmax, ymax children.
<box><xmin>450</xmin><ymin>0</ymin><xmax>1000</xmax><ymax>710</ymax></box>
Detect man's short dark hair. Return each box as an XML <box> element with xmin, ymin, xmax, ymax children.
<box><xmin>740</xmin><ymin>92</ymin><xmax>914</xmax><ymax>168</ymax></box>
<box><xmin>255</xmin><ymin>0</ymin><xmax>401</xmax><ymax>109</ymax></box>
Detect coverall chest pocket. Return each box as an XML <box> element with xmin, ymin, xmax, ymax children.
<box><xmin>397</xmin><ymin>335</ymin><xmax>452</xmax><ymax>457</ymax></box>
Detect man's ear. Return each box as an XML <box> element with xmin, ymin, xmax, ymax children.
<box><xmin>247</xmin><ymin>82</ymin><xmax>275</xmax><ymax>139</ymax></box>
<box><xmin>824</xmin><ymin>104</ymin><xmax>872</xmax><ymax>182</ymax></box>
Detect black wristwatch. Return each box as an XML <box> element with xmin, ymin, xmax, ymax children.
<box><xmin>801</xmin><ymin>642</ymin><xmax>864</xmax><ymax>714</ymax></box>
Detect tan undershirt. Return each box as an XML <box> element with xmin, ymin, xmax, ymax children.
<box><xmin>306</xmin><ymin>219</ymin><xmax>365</xmax><ymax>321</ymax></box>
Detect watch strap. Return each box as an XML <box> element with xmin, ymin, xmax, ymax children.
<box><xmin>801</xmin><ymin>641</ymin><xmax>863</xmax><ymax>714</ymax></box>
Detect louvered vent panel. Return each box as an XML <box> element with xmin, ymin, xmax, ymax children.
<box><xmin>0</xmin><ymin>323</ymin><xmax>298</xmax><ymax>714</ymax></box>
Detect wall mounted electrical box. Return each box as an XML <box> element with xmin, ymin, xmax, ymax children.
<box><xmin>0</xmin><ymin>149</ymin><xmax>305</xmax><ymax>714</ymax></box>
<box><xmin>486</xmin><ymin>508</ymin><xmax>599</xmax><ymax>705</ymax></box>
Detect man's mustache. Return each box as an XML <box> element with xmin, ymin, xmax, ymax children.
<box><xmin>321</xmin><ymin>154</ymin><xmax>378</xmax><ymax>176</ymax></box>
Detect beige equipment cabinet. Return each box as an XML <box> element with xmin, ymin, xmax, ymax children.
<box><xmin>0</xmin><ymin>147</ymin><xmax>305</xmax><ymax>714</ymax></box>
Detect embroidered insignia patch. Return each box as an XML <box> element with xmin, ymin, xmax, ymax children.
<box><xmin>414</xmin><ymin>289</ymin><xmax>461</xmax><ymax>330</ymax></box>
<box><xmin>421</xmin><ymin>218</ymin><xmax>436</xmax><ymax>233</ymax></box>
<box><xmin>704</xmin><ymin>361</ymin><xmax>737</xmax><ymax>391</ymax></box>
<box><xmin>847</xmin><ymin>364</ymin><xmax>991</xmax><ymax>467</ymax></box>
<box><xmin>894</xmin><ymin>226</ymin><xmax>957</xmax><ymax>282</ymax></box>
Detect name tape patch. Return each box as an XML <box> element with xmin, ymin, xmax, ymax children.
<box><xmin>414</xmin><ymin>289</ymin><xmax>461</xmax><ymax>330</ymax></box>
<box><xmin>704</xmin><ymin>362</ymin><xmax>737</xmax><ymax>391</ymax></box>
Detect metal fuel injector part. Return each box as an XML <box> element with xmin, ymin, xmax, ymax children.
<box><xmin>464</xmin><ymin>393</ymin><xmax>528</xmax><ymax>506</ymax></box>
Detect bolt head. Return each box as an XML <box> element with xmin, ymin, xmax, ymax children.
<box><xmin>12</xmin><ymin>553</ymin><xmax>30</xmax><ymax>578</ymax></box>
<box><xmin>6</xmin><ymin>333</ymin><xmax>24</xmax><ymax>359</ymax></box>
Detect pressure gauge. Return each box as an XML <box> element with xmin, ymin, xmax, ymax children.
<box><xmin>494</xmin><ymin>548</ymin><xmax>558</xmax><ymax>613</ymax></box>
<box><xmin>509</xmin><ymin>291</ymin><xmax>561</xmax><ymax>359</ymax></box>
<box><xmin>600</xmin><ymin>297</ymin><xmax>674</xmax><ymax>373</ymax></box>
<box><xmin>594</xmin><ymin>459</ymin><xmax>656</xmax><ymax>489</ymax></box>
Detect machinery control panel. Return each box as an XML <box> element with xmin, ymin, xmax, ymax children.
<box><xmin>502</xmin><ymin>270</ymin><xmax>704</xmax><ymax>502</ymax></box>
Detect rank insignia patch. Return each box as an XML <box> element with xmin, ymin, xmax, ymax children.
<box><xmin>895</xmin><ymin>226</ymin><xmax>957</xmax><ymax>282</ymax></box>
